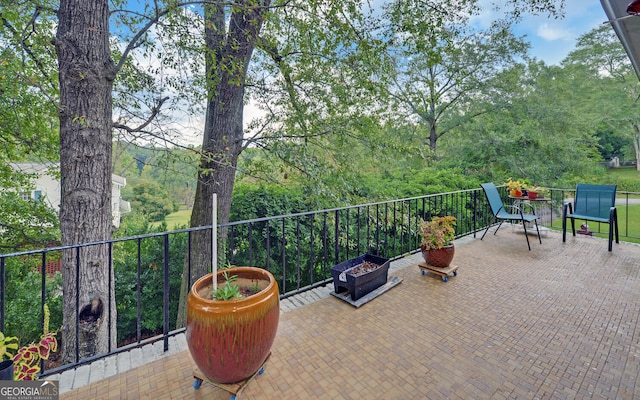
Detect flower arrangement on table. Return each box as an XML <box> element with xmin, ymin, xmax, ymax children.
<box><xmin>0</xmin><ymin>305</ymin><xmax>58</xmax><ymax>380</ymax></box>
<box><xmin>503</xmin><ymin>178</ymin><xmax>528</xmax><ymax>197</ymax></box>
<box><xmin>419</xmin><ymin>215</ymin><xmax>457</xmax><ymax>250</ymax></box>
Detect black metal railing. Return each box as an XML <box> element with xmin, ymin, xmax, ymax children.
<box><xmin>1</xmin><ymin>185</ymin><xmax>639</xmax><ymax>377</ymax></box>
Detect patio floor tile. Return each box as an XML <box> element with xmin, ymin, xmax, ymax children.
<box><xmin>60</xmin><ymin>230</ymin><xmax>640</xmax><ymax>399</ymax></box>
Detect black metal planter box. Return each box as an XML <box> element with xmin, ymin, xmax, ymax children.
<box><xmin>330</xmin><ymin>254</ymin><xmax>390</xmax><ymax>301</ymax></box>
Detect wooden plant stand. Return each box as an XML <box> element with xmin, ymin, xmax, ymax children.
<box><xmin>192</xmin><ymin>352</ymin><xmax>271</xmax><ymax>400</ymax></box>
<box><xmin>418</xmin><ymin>262</ymin><xmax>459</xmax><ymax>282</ymax></box>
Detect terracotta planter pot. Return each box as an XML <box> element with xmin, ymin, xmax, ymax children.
<box><xmin>421</xmin><ymin>244</ymin><xmax>455</xmax><ymax>268</ymax></box>
<box><xmin>527</xmin><ymin>191</ymin><xmax>538</xmax><ymax>200</ymax></box>
<box><xmin>186</xmin><ymin>267</ymin><xmax>280</xmax><ymax>384</ymax></box>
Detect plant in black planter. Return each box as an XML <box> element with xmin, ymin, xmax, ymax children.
<box><xmin>330</xmin><ymin>254</ymin><xmax>390</xmax><ymax>301</ymax></box>
<box><xmin>0</xmin><ymin>332</ymin><xmax>19</xmax><ymax>380</ymax></box>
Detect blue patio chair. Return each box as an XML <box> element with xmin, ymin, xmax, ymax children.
<box><xmin>480</xmin><ymin>182</ymin><xmax>542</xmax><ymax>251</ymax></box>
<box><xmin>562</xmin><ymin>183</ymin><xmax>618</xmax><ymax>251</ymax></box>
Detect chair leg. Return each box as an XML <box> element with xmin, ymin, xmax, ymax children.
<box><xmin>614</xmin><ymin>209</ymin><xmax>619</xmax><ymax>244</ymax></box>
<box><xmin>609</xmin><ymin>227</ymin><xmax>613</xmax><ymax>252</ymax></box>
<box><xmin>609</xmin><ymin>208</ymin><xmax>620</xmax><ymax>252</ymax></box>
<box><xmin>480</xmin><ymin>224</ymin><xmax>491</xmax><ymax>241</ymax></box>
<box><xmin>533</xmin><ymin>219</ymin><xmax>542</xmax><ymax>245</ymax></box>
<box><xmin>521</xmin><ymin>219</ymin><xmax>532</xmax><ymax>251</ymax></box>
<box><xmin>562</xmin><ymin>204</ymin><xmax>567</xmax><ymax>243</ymax></box>
<box><xmin>480</xmin><ymin>218</ymin><xmax>494</xmax><ymax>240</ymax></box>
<box><xmin>493</xmin><ymin>220</ymin><xmax>505</xmax><ymax>236</ymax></box>
<box><xmin>481</xmin><ymin>219</ymin><xmax>506</xmax><ymax>241</ymax></box>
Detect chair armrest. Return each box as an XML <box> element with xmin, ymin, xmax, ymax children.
<box><xmin>506</xmin><ymin>203</ymin><xmax>534</xmax><ymax>214</ymax></box>
<box><xmin>563</xmin><ymin>201</ymin><xmax>573</xmax><ymax>217</ymax></box>
<box><xmin>506</xmin><ymin>204</ymin><xmax>526</xmax><ymax>215</ymax></box>
<box><xmin>518</xmin><ymin>202</ymin><xmax>536</xmax><ymax>213</ymax></box>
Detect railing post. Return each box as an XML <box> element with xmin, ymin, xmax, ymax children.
<box><xmin>137</xmin><ymin>239</ymin><xmax>142</xmax><ymax>344</ymax></box>
<box><xmin>248</xmin><ymin>223</ymin><xmax>254</xmax><ymax>266</ymax></box>
<box><xmin>473</xmin><ymin>190</ymin><xmax>477</xmax><ymax>238</ymax></box>
<box><xmin>296</xmin><ymin>216</ymin><xmax>301</xmax><ymax>290</ymax></box>
<box><xmin>389</xmin><ymin>202</ymin><xmax>394</xmax><ymax>256</ymax></box>
<box><xmin>375</xmin><ymin>204</ymin><xmax>379</xmax><ymax>256</ymax></box>
<box><xmin>323</xmin><ymin>213</ymin><xmax>328</xmax><ymax>278</ymax></box>
<box><xmin>309</xmin><ymin>214</ymin><xmax>315</xmax><ymax>283</ymax></box>
<box><xmin>108</xmin><ymin>243</ymin><xmax>113</xmax><ymax>352</ymax></box>
<box><xmin>281</xmin><ymin>219</ymin><xmax>286</xmax><ymax>293</ymax></box>
<box><xmin>75</xmin><ymin>248</ymin><xmax>80</xmax><ymax>363</ymax></box>
<box><xmin>345</xmin><ymin>210</ymin><xmax>349</xmax><ymax>261</ymax></box>
<box><xmin>40</xmin><ymin>252</ymin><xmax>46</xmax><ymax>375</ymax></box>
<box><xmin>265</xmin><ymin>222</ymin><xmax>271</xmax><ymax>272</ymax></box>
<box><xmin>334</xmin><ymin>210</ymin><xmax>339</xmax><ymax>264</ymax></box>
<box><xmin>356</xmin><ymin>208</ymin><xmax>361</xmax><ymax>255</ymax></box>
<box><xmin>163</xmin><ymin>234</ymin><xmax>169</xmax><ymax>352</ymax></box>
<box><xmin>41</xmin><ymin>252</ymin><xmax>46</xmax><ymax>329</ymax></box>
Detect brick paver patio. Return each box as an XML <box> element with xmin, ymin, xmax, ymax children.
<box><xmin>60</xmin><ymin>229</ymin><xmax>640</xmax><ymax>399</ymax></box>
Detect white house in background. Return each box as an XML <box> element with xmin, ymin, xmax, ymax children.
<box><xmin>10</xmin><ymin>162</ymin><xmax>131</xmax><ymax>228</ymax></box>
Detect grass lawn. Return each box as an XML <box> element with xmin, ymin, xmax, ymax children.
<box><xmin>607</xmin><ymin>165</ymin><xmax>639</xmax><ymax>180</ymax></box>
<box><xmin>151</xmin><ymin>208</ymin><xmax>192</xmax><ymax>230</ymax></box>
<box><xmin>615</xmin><ymin>203</ymin><xmax>640</xmax><ymax>238</ymax></box>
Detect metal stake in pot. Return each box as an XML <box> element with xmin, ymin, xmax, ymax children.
<box><xmin>212</xmin><ymin>193</ymin><xmax>218</xmax><ymax>293</ymax></box>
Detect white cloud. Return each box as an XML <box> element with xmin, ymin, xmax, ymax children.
<box><xmin>536</xmin><ymin>22</ymin><xmax>574</xmax><ymax>41</ymax></box>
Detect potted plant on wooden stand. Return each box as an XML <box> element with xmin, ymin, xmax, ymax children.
<box><xmin>186</xmin><ymin>266</ymin><xmax>280</xmax><ymax>385</ymax></box>
<box><xmin>420</xmin><ymin>216</ymin><xmax>457</xmax><ymax>268</ymax></box>
<box><xmin>186</xmin><ymin>195</ymin><xmax>280</xmax><ymax>392</ymax></box>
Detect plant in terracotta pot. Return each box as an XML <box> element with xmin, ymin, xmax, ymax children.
<box><xmin>528</xmin><ymin>185</ymin><xmax>549</xmax><ymax>199</ymax></box>
<box><xmin>420</xmin><ymin>215</ymin><xmax>457</xmax><ymax>268</ymax></box>
<box><xmin>186</xmin><ymin>264</ymin><xmax>280</xmax><ymax>385</ymax></box>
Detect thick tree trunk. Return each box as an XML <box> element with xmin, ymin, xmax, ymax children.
<box><xmin>56</xmin><ymin>0</ymin><xmax>117</xmax><ymax>363</ymax></box>
<box><xmin>176</xmin><ymin>1</ymin><xmax>269</xmax><ymax>328</ymax></box>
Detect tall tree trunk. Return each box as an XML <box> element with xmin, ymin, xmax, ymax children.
<box><xmin>56</xmin><ymin>0</ymin><xmax>117</xmax><ymax>363</ymax></box>
<box><xmin>176</xmin><ymin>0</ymin><xmax>270</xmax><ymax>328</ymax></box>
<box><xmin>429</xmin><ymin>122</ymin><xmax>438</xmax><ymax>152</ymax></box>
<box><xmin>633</xmin><ymin>124</ymin><xmax>640</xmax><ymax>172</ymax></box>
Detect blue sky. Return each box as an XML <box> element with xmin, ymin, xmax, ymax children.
<box><xmin>509</xmin><ymin>0</ymin><xmax>606</xmax><ymax>65</ymax></box>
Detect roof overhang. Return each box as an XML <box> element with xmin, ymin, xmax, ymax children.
<box><xmin>601</xmin><ymin>0</ymin><xmax>640</xmax><ymax>79</ymax></box>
